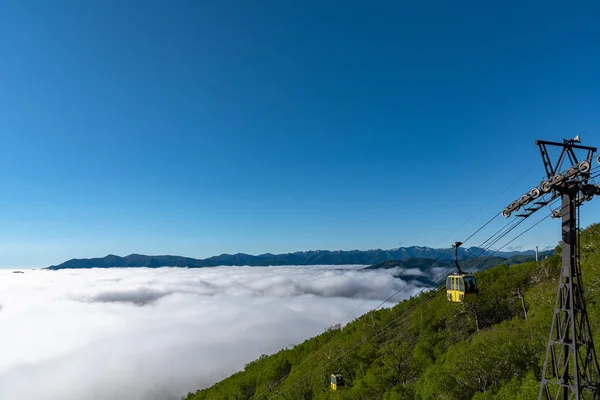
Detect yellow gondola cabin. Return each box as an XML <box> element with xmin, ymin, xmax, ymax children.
<box><xmin>446</xmin><ymin>273</ymin><xmax>478</xmax><ymax>303</ymax></box>
<box><xmin>330</xmin><ymin>374</ymin><xmax>344</xmax><ymax>390</ymax></box>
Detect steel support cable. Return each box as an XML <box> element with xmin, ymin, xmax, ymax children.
<box><xmin>327</xmin><ymin>157</ymin><xmax>591</xmax><ymax>389</ymax></box>
<box><xmin>371</xmin><ymin>209</ymin><xmax>531</xmax><ymax>312</ymax></box>
<box><xmin>462</xmin><ymin>196</ymin><xmax>560</xmax><ymax>270</ymax></box>
<box><xmin>479</xmin><ymin>216</ymin><xmax>553</xmax><ymax>277</ymax></box>
<box><xmin>254</xmin><ymin>163</ymin><xmax>566</xmax><ymax>399</ymax></box>
<box><xmin>309</xmin><ymin>202</ymin><xmax>517</xmax><ymax>326</ymax></box>
<box><xmin>406</xmin><ymin>148</ymin><xmax>565</xmax><ymax>282</ymax></box>
<box><xmin>253</xmin><ymin>212</ymin><xmax>517</xmax><ymax>399</ymax></box>
<box><xmin>588</xmin><ymin>170</ymin><xmax>600</xmax><ymax>181</ymax></box>
<box><xmin>451</xmin><ymin>218</ymin><xmax>520</xmax><ymax>269</ymax></box>
<box><xmin>462</xmin><ymin>204</ymin><xmax>560</xmax><ymax>279</ymax></box>
<box><xmin>257</xmin><ymin>214</ymin><xmax>500</xmax><ymax>397</ymax></box>
<box><xmin>460</xmin><ymin>218</ymin><xmax>526</xmax><ymax>269</ymax></box>
<box><xmin>467</xmin><ymin>218</ymin><xmax>525</xmax><ymax>261</ymax></box>
<box><xmin>445</xmin><ymin>212</ymin><xmax>527</xmax><ymax>271</ymax></box>
<box><xmin>236</xmin><ymin>211</ymin><xmax>546</xmax><ymax>398</ymax></box>
<box><xmin>460</xmin><ymin>212</ymin><xmax>501</xmax><ymax>245</ymax></box>
<box><xmin>342</xmin><ymin>212</ymin><xmax>503</xmax><ymax>318</ymax></box>
<box><xmin>257</xmin><ymin>151</ymin><xmax>590</xmax><ymax>398</ymax></box>
<box><xmin>354</xmin><ymin>156</ymin><xmax>580</xmax><ymax>321</ymax></box>
<box><xmin>493</xmin><ymin>213</ymin><xmax>552</xmax><ymax>254</ymax></box>
<box><xmin>266</xmin><ymin>210</ymin><xmax>557</xmax><ymax>400</ymax></box>
<box><xmin>253</xmin><ymin>208</ymin><xmax>553</xmax><ymax>399</ymax></box>
<box><xmin>469</xmin><ymin>197</ymin><xmax>559</xmax><ymax>268</ymax></box>
<box><xmin>440</xmin><ymin>210</ymin><xmax>554</xmax><ymax>298</ymax></box>
<box><xmin>434</xmin><ymin>149</ymin><xmax>561</xmax><ymax>252</ymax></box>
<box><xmin>368</xmin><ymin>211</ymin><xmax>509</xmax><ymax>315</ymax></box>
<box><xmin>375</xmin><ymin>210</ymin><xmax>542</xmax><ymax>315</ymax></box>
<box><xmin>354</xmin><ymin>214</ymin><xmax>526</xmax><ymax>326</ymax></box>
<box><xmin>468</xmin><ymin>213</ymin><xmax>525</xmax><ymax>253</ymax></box>
<box><xmin>470</xmin><ymin>213</ymin><xmax>554</xmax><ymax>290</ymax></box>
<box><xmin>275</xmin><ymin>215</ymin><xmax>549</xmax><ymax>400</ymax></box>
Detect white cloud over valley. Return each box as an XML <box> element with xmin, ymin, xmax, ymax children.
<box><xmin>0</xmin><ymin>265</ymin><xmax>424</xmax><ymax>400</ymax></box>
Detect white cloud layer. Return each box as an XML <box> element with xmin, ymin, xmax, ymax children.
<box><xmin>0</xmin><ymin>266</ymin><xmax>423</xmax><ymax>400</ymax></box>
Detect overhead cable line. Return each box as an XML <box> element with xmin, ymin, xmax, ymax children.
<box><xmin>261</xmin><ymin>208</ymin><xmax>554</xmax><ymax>400</ymax></box>
<box><xmin>266</xmin><ymin>212</ymin><xmax>550</xmax><ymax>400</ymax></box>
<box><xmin>254</xmin><ymin>153</ymin><xmax>566</xmax><ymax>400</ymax></box>
<box><xmin>462</xmin><ymin>196</ymin><xmax>560</xmax><ymax>271</ymax></box>
<box><xmin>254</xmin><ymin>209</ymin><xmax>517</xmax><ymax>399</ymax></box>
<box><xmin>460</xmin><ymin>212</ymin><xmax>500</xmax><ymax>245</ymax></box>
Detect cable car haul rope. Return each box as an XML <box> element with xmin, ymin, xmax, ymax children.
<box><xmin>255</xmin><ymin>136</ymin><xmax>600</xmax><ymax>400</ymax></box>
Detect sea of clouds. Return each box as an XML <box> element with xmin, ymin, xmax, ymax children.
<box><xmin>0</xmin><ymin>265</ymin><xmax>426</xmax><ymax>400</ymax></box>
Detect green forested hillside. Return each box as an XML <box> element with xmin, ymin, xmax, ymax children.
<box><xmin>184</xmin><ymin>224</ymin><xmax>600</xmax><ymax>400</ymax></box>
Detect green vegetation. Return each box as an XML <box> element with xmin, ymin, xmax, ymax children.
<box><xmin>184</xmin><ymin>224</ymin><xmax>600</xmax><ymax>400</ymax></box>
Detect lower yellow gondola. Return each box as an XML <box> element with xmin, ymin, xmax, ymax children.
<box><xmin>446</xmin><ymin>273</ymin><xmax>478</xmax><ymax>303</ymax></box>
<box><xmin>330</xmin><ymin>374</ymin><xmax>344</xmax><ymax>390</ymax></box>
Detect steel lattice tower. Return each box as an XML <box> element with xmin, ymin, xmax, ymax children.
<box><xmin>502</xmin><ymin>137</ymin><xmax>600</xmax><ymax>399</ymax></box>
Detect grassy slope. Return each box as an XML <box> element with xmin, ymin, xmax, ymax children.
<box><xmin>184</xmin><ymin>223</ymin><xmax>600</xmax><ymax>400</ymax></box>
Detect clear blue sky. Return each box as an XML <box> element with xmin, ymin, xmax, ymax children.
<box><xmin>1</xmin><ymin>1</ymin><xmax>600</xmax><ymax>268</ymax></box>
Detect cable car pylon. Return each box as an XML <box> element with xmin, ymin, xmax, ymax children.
<box><xmin>502</xmin><ymin>136</ymin><xmax>600</xmax><ymax>399</ymax></box>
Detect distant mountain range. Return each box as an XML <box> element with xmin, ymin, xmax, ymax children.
<box><xmin>45</xmin><ymin>246</ymin><xmax>553</xmax><ymax>270</ymax></box>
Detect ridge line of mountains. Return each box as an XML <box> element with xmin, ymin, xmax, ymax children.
<box><xmin>46</xmin><ymin>246</ymin><xmax>552</xmax><ymax>270</ymax></box>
